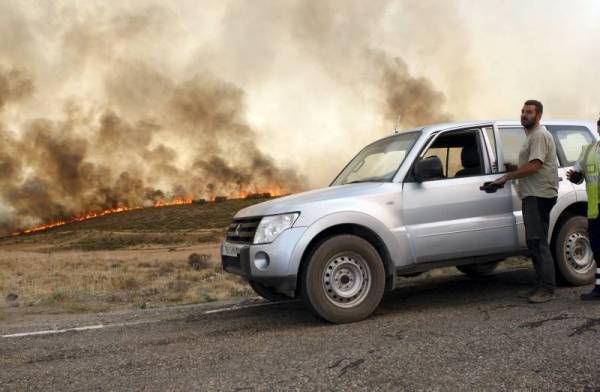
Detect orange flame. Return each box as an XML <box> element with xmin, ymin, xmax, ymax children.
<box><xmin>204</xmin><ymin>187</ymin><xmax>284</xmax><ymax>202</ymax></box>
<box><xmin>153</xmin><ymin>196</ymin><xmax>193</xmax><ymax>207</ymax></box>
<box><xmin>235</xmin><ymin>186</ymin><xmax>284</xmax><ymax>199</ymax></box>
<box><xmin>12</xmin><ymin>188</ymin><xmax>285</xmax><ymax>236</ymax></box>
<box><xmin>12</xmin><ymin>196</ymin><xmax>194</xmax><ymax>236</ymax></box>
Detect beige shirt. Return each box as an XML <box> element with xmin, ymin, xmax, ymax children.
<box><xmin>517</xmin><ymin>125</ymin><xmax>559</xmax><ymax>199</ymax></box>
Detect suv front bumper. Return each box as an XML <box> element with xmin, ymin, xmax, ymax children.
<box><xmin>220</xmin><ymin>226</ymin><xmax>307</xmax><ymax>297</ymax></box>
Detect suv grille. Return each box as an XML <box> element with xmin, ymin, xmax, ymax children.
<box><xmin>226</xmin><ymin>216</ymin><xmax>262</xmax><ymax>244</ymax></box>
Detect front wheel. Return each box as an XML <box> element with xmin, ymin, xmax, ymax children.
<box><xmin>553</xmin><ymin>215</ymin><xmax>595</xmax><ymax>286</ymax></box>
<box><xmin>301</xmin><ymin>235</ymin><xmax>386</xmax><ymax>324</ymax></box>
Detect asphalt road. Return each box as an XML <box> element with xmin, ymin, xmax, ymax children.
<box><xmin>2</xmin><ymin>266</ymin><xmax>600</xmax><ymax>391</ymax></box>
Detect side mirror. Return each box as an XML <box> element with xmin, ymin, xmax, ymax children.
<box><xmin>414</xmin><ymin>156</ymin><xmax>444</xmax><ymax>182</ymax></box>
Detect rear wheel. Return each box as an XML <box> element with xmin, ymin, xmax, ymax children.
<box><xmin>553</xmin><ymin>215</ymin><xmax>595</xmax><ymax>286</ymax></box>
<box><xmin>456</xmin><ymin>261</ymin><xmax>499</xmax><ymax>277</ymax></box>
<box><xmin>249</xmin><ymin>281</ymin><xmax>289</xmax><ymax>301</ymax></box>
<box><xmin>301</xmin><ymin>235</ymin><xmax>386</xmax><ymax>324</ymax></box>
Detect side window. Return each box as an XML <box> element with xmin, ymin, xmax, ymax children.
<box><xmin>419</xmin><ymin>129</ymin><xmax>485</xmax><ymax>180</ymax></box>
<box><xmin>498</xmin><ymin>127</ymin><xmax>526</xmax><ymax>172</ymax></box>
<box><xmin>547</xmin><ymin>125</ymin><xmax>594</xmax><ymax>167</ymax></box>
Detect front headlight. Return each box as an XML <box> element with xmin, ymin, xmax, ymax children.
<box><xmin>253</xmin><ymin>213</ymin><xmax>300</xmax><ymax>244</ymax></box>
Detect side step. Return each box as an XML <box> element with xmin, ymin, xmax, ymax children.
<box><xmin>394</xmin><ymin>251</ymin><xmax>528</xmax><ymax>278</ymax></box>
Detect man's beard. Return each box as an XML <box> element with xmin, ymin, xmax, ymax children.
<box><xmin>521</xmin><ymin>117</ymin><xmax>535</xmax><ymax>130</ymax></box>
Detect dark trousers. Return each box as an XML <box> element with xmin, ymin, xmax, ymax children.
<box><xmin>589</xmin><ymin>209</ymin><xmax>600</xmax><ymax>290</ymax></box>
<box><xmin>522</xmin><ymin>196</ymin><xmax>558</xmax><ymax>292</ymax></box>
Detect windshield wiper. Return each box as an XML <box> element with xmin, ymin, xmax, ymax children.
<box><xmin>346</xmin><ymin>179</ymin><xmax>385</xmax><ymax>184</ymax></box>
<box><xmin>346</xmin><ymin>180</ymin><xmax>370</xmax><ymax>184</ymax></box>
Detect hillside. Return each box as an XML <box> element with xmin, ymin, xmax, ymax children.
<box><xmin>45</xmin><ymin>198</ymin><xmax>263</xmax><ymax>232</ymax></box>
<box><xmin>0</xmin><ymin>198</ymin><xmax>268</xmax><ymax>251</ymax></box>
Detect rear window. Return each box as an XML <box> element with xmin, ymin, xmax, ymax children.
<box><xmin>547</xmin><ymin>125</ymin><xmax>595</xmax><ymax>167</ymax></box>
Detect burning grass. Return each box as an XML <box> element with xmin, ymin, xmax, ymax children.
<box><xmin>10</xmin><ymin>191</ymin><xmax>282</xmax><ymax>237</ymax></box>
<box><xmin>5</xmin><ymin>197</ymin><xmax>265</xmax><ymax>238</ymax></box>
<box><xmin>12</xmin><ymin>197</ymin><xmax>195</xmax><ymax>236</ymax></box>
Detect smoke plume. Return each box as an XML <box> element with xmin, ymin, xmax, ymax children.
<box><xmin>0</xmin><ymin>1</ymin><xmax>455</xmax><ymax>235</ymax></box>
<box><xmin>0</xmin><ymin>66</ymin><xmax>309</xmax><ymax>234</ymax></box>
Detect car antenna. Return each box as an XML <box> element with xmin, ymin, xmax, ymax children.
<box><xmin>393</xmin><ymin>115</ymin><xmax>402</xmax><ymax>134</ymax></box>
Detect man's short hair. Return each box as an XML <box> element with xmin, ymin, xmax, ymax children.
<box><xmin>524</xmin><ymin>100</ymin><xmax>543</xmax><ymax>114</ymax></box>
<box><xmin>597</xmin><ymin>114</ymin><xmax>600</xmax><ymax>126</ymax></box>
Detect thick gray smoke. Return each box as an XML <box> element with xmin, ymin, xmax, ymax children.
<box><xmin>0</xmin><ymin>67</ymin><xmax>307</xmax><ymax>234</ymax></box>
<box><xmin>0</xmin><ymin>1</ymin><xmax>453</xmax><ymax>235</ymax></box>
<box><xmin>277</xmin><ymin>0</ymin><xmax>452</xmax><ymax>127</ymax></box>
<box><xmin>374</xmin><ymin>51</ymin><xmax>452</xmax><ymax>125</ymax></box>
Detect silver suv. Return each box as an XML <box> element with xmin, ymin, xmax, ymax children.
<box><xmin>221</xmin><ymin>120</ymin><xmax>598</xmax><ymax>323</ymax></box>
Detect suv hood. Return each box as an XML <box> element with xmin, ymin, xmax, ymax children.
<box><xmin>234</xmin><ymin>183</ymin><xmax>386</xmax><ymax>219</ymax></box>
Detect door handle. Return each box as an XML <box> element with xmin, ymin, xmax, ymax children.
<box><xmin>480</xmin><ymin>181</ymin><xmax>504</xmax><ymax>193</ymax></box>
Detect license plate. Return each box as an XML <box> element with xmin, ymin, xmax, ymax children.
<box><xmin>222</xmin><ymin>242</ymin><xmax>243</xmax><ymax>257</ymax></box>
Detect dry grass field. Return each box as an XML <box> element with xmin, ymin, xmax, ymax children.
<box><xmin>0</xmin><ymin>198</ymin><xmax>265</xmax><ymax>318</ymax></box>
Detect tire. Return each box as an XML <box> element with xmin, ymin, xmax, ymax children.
<box><xmin>456</xmin><ymin>261</ymin><xmax>499</xmax><ymax>277</ymax></box>
<box><xmin>300</xmin><ymin>235</ymin><xmax>386</xmax><ymax>324</ymax></box>
<box><xmin>553</xmin><ymin>215</ymin><xmax>595</xmax><ymax>286</ymax></box>
<box><xmin>249</xmin><ymin>281</ymin><xmax>289</xmax><ymax>301</ymax></box>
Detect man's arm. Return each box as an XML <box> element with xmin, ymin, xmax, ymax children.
<box><xmin>493</xmin><ymin>130</ymin><xmax>548</xmax><ymax>186</ymax></box>
<box><xmin>493</xmin><ymin>160</ymin><xmax>542</xmax><ymax>185</ymax></box>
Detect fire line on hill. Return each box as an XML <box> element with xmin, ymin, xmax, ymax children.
<box><xmin>11</xmin><ymin>190</ymin><xmax>281</xmax><ymax>236</ymax></box>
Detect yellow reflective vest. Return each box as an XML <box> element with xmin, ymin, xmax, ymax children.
<box><xmin>579</xmin><ymin>142</ymin><xmax>600</xmax><ymax>219</ymax></box>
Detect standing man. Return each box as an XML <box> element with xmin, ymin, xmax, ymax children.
<box><xmin>567</xmin><ymin>115</ymin><xmax>600</xmax><ymax>300</ymax></box>
<box><xmin>494</xmin><ymin>100</ymin><xmax>559</xmax><ymax>303</ymax></box>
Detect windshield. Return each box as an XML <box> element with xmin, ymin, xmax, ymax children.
<box><xmin>331</xmin><ymin>131</ymin><xmax>421</xmax><ymax>186</ymax></box>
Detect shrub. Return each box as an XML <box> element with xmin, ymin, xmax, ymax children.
<box><xmin>188</xmin><ymin>253</ymin><xmax>211</xmax><ymax>270</ymax></box>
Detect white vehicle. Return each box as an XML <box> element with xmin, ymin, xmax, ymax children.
<box><xmin>222</xmin><ymin>120</ymin><xmax>598</xmax><ymax>323</ymax></box>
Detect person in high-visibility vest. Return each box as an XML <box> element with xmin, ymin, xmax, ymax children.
<box><xmin>567</xmin><ymin>115</ymin><xmax>600</xmax><ymax>300</ymax></box>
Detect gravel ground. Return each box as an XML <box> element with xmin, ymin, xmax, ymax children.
<box><xmin>2</xmin><ymin>266</ymin><xmax>600</xmax><ymax>391</ymax></box>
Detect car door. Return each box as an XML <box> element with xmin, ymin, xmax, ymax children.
<box><xmin>495</xmin><ymin>125</ymin><xmax>529</xmax><ymax>249</ymax></box>
<box><xmin>402</xmin><ymin>127</ymin><xmax>519</xmax><ymax>263</ymax></box>
<box><xmin>547</xmin><ymin>123</ymin><xmax>596</xmax><ymax>201</ymax></box>
<box><xmin>495</xmin><ymin>124</ymin><xmax>594</xmax><ymax>248</ymax></box>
